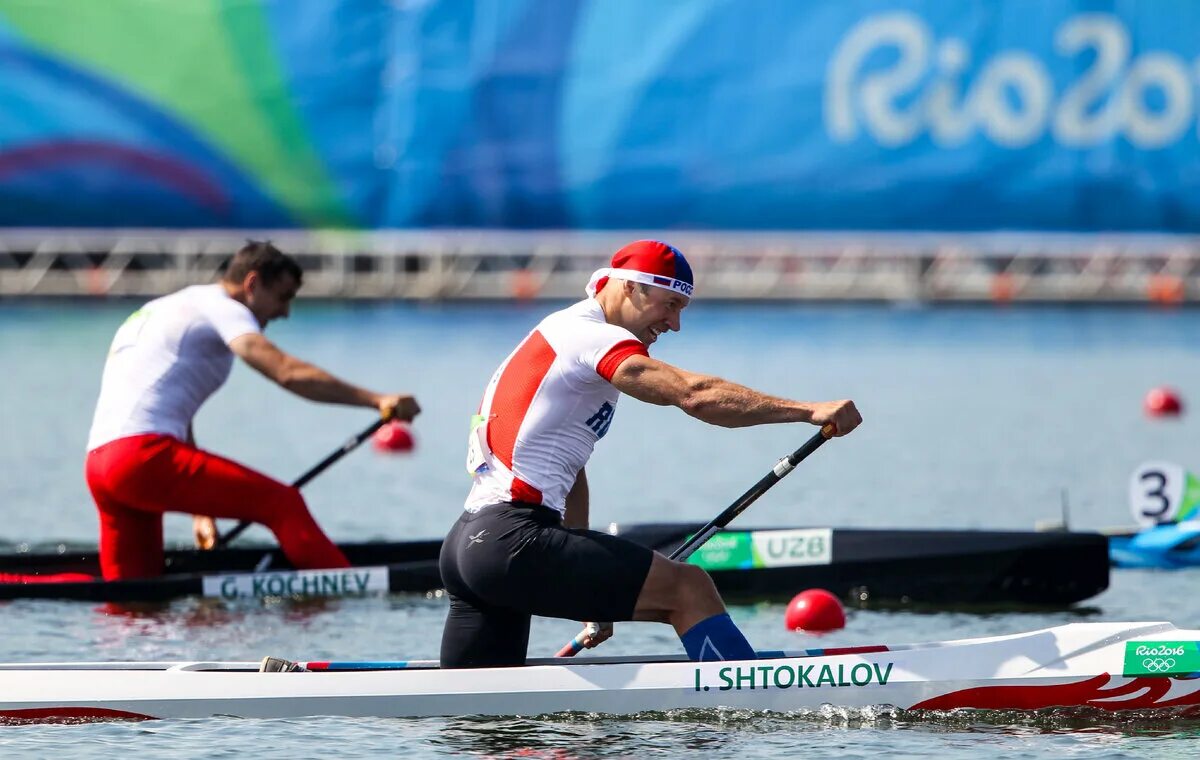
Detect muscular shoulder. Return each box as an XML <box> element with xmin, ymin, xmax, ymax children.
<box><xmin>538</xmin><ymin>300</ymin><xmax>646</xmax><ymax>383</ymax></box>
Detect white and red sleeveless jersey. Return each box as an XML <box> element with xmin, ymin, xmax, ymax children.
<box><xmin>464</xmin><ymin>299</ymin><xmax>648</xmax><ymax>516</ymax></box>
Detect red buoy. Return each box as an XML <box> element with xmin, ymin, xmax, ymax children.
<box><xmin>784</xmin><ymin>588</ymin><xmax>846</xmax><ymax>632</ymax></box>
<box><xmin>373</xmin><ymin>420</ymin><xmax>416</xmax><ymax>453</ymax></box>
<box><xmin>1144</xmin><ymin>387</ymin><xmax>1183</xmax><ymax>418</ymax></box>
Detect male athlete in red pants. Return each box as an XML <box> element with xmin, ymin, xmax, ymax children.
<box><xmin>85</xmin><ymin>241</ymin><xmax>419</xmax><ymax>580</ymax></box>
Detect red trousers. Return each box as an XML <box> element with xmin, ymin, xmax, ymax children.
<box><xmin>85</xmin><ymin>434</ymin><xmax>349</xmax><ymax>580</ymax></box>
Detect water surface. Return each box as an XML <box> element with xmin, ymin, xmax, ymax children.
<box><xmin>1</xmin><ymin>300</ymin><xmax>1198</xmax><ymax>757</ymax></box>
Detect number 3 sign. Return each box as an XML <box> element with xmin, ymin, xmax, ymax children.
<box><xmin>1129</xmin><ymin>462</ymin><xmax>1200</xmax><ymax>527</ymax></box>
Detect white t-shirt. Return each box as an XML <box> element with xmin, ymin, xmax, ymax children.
<box><xmin>87</xmin><ymin>284</ymin><xmax>261</xmax><ymax>450</ymax></box>
<box><xmin>465</xmin><ymin>299</ymin><xmax>648</xmax><ymax>516</ymax></box>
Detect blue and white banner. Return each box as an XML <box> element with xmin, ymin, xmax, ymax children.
<box><xmin>1</xmin><ymin>1</ymin><xmax>1198</xmax><ymax>230</ymax></box>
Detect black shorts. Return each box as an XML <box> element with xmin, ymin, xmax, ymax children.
<box><xmin>438</xmin><ymin>502</ymin><xmax>654</xmax><ymax>668</ymax></box>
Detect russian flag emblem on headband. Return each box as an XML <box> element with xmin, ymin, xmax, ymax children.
<box><xmin>586</xmin><ymin>240</ymin><xmax>695</xmax><ymax>298</ymax></box>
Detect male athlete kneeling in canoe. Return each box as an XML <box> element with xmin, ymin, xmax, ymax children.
<box><xmin>86</xmin><ymin>241</ymin><xmax>418</xmax><ymax>581</ymax></box>
<box><xmin>438</xmin><ymin>240</ymin><xmax>861</xmax><ymax>668</ymax></box>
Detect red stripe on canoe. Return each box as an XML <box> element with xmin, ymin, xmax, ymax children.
<box><xmin>0</xmin><ymin>706</ymin><xmax>154</xmax><ymax>723</ymax></box>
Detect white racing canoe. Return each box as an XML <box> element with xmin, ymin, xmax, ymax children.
<box><xmin>1</xmin><ymin>622</ymin><xmax>1198</xmax><ymax>722</ymax></box>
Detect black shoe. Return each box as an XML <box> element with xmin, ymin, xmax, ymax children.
<box><xmin>259</xmin><ymin>656</ymin><xmax>306</xmax><ymax>673</ymax></box>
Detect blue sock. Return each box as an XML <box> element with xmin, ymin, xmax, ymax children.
<box><xmin>680</xmin><ymin>613</ymin><xmax>756</xmax><ymax>662</ymax></box>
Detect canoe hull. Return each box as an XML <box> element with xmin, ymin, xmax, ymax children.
<box><xmin>0</xmin><ymin>524</ymin><xmax>1110</xmax><ymax>606</ymax></box>
<box><xmin>0</xmin><ymin>622</ymin><xmax>1196</xmax><ymax>721</ymax></box>
<box><xmin>1108</xmin><ymin>523</ymin><xmax>1200</xmax><ymax>568</ymax></box>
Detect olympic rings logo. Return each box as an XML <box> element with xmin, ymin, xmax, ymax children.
<box><xmin>1143</xmin><ymin>657</ymin><xmax>1177</xmax><ymax>672</ymax></box>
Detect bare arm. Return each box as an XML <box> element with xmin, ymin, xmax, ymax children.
<box><xmin>563</xmin><ymin>468</ymin><xmax>589</xmax><ymax>529</ymax></box>
<box><xmin>609</xmin><ymin>354</ymin><xmax>861</xmax><ymax>434</ymax></box>
<box><xmin>229</xmin><ymin>333</ymin><xmax>419</xmax><ymax>419</ymax></box>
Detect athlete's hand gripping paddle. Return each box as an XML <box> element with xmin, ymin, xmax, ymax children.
<box><xmin>557</xmin><ymin>621</ymin><xmax>612</xmax><ymax>656</ymax></box>
<box><xmin>555</xmin><ymin>424</ymin><xmax>836</xmax><ymax>657</ymax></box>
<box><xmin>215</xmin><ymin>413</ymin><xmax>394</xmax><ymax>548</ymax></box>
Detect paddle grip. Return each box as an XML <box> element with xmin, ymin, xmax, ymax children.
<box><xmin>555</xmin><ymin>622</ymin><xmax>600</xmax><ymax>658</ymax></box>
